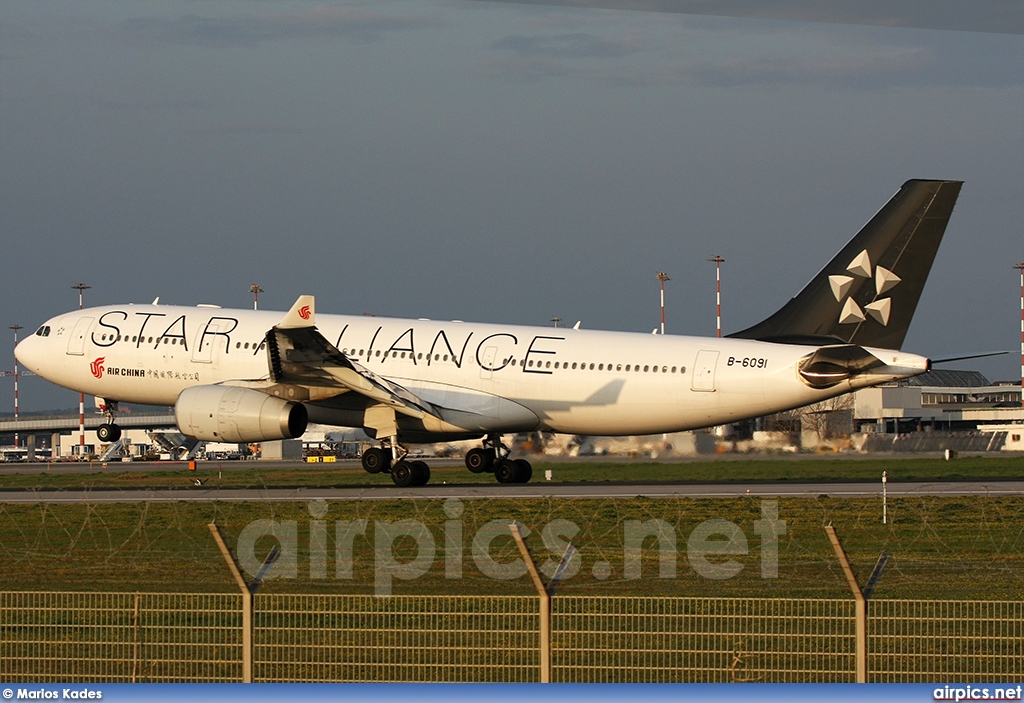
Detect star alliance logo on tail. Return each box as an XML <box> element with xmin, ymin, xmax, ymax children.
<box><xmin>90</xmin><ymin>357</ymin><xmax>105</xmax><ymax>379</ymax></box>
<box><xmin>828</xmin><ymin>249</ymin><xmax>900</xmax><ymax>326</ymax></box>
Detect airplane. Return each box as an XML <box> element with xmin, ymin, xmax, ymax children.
<box><xmin>15</xmin><ymin>179</ymin><xmax>962</xmax><ymax>487</ymax></box>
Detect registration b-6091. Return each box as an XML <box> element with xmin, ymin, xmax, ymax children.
<box><xmin>726</xmin><ymin>356</ymin><xmax>768</xmax><ymax>369</ymax></box>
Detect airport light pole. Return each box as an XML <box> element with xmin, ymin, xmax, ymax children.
<box><xmin>1016</xmin><ymin>263</ymin><xmax>1024</xmax><ymax>409</ymax></box>
<box><xmin>656</xmin><ymin>272</ymin><xmax>670</xmax><ymax>335</ymax></box>
<box><xmin>72</xmin><ymin>283</ymin><xmax>90</xmax><ymax>454</ymax></box>
<box><xmin>10</xmin><ymin>324</ymin><xmax>22</xmax><ymax>448</ymax></box>
<box><xmin>708</xmin><ymin>255</ymin><xmax>725</xmax><ymax>338</ymax></box>
<box><xmin>550</xmin><ymin>317</ymin><xmax>561</xmax><ymax>328</ymax></box>
<box><xmin>249</xmin><ymin>284</ymin><xmax>263</xmax><ymax>311</ymax></box>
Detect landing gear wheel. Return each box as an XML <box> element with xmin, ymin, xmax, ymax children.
<box><xmin>361</xmin><ymin>447</ymin><xmax>389</xmax><ymax>474</ymax></box>
<box><xmin>495</xmin><ymin>459</ymin><xmax>521</xmax><ymax>484</ymax></box>
<box><xmin>465</xmin><ymin>448</ymin><xmax>493</xmax><ymax>473</ymax></box>
<box><xmin>391</xmin><ymin>461</ymin><xmax>415</xmax><ymax>487</ymax></box>
<box><xmin>97</xmin><ymin>423</ymin><xmax>121</xmax><ymax>443</ymax></box>
<box><xmin>410</xmin><ymin>460</ymin><xmax>431</xmax><ymax>486</ymax></box>
<box><xmin>513</xmin><ymin>459</ymin><xmax>532</xmax><ymax>484</ymax></box>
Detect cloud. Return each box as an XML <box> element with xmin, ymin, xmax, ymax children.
<box><xmin>678</xmin><ymin>46</ymin><xmax>933</xmax><ymax>89</ymax></box>
<box><xmin>115</xmin><ymin>5</ymin><xmax>434</xmax><ymax>48</ymax></box>
<box><xmin>481</xmin><ymin>16</ymin><xmax>1023</xmax><ymax>91</ymax></box>
<box><xmin>203</xmin><ymin>123</ymin><xmax>308</xmax><ymax>136</ymax></box>
<box><xmin>491</xmin><ymin>32</ymin><xmax>640</xmax><ymax>59</ymax></box>
<box><xmin>473</xmin><ymin>0</ymin><xmax>1024</xmax><ymax>35</ymax></box>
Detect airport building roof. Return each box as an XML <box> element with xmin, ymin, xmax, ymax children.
<box><xmin>901</xmin><ymin>369</ymin><xmax>990</xmax><ymax>387</ymax></box>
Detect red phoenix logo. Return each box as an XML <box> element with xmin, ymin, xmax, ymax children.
<box><xmin>90</xmin><ymin>357</ymin><xmax>105</xmax><ymax>379</ymax></box>
<box><xmin>298</xmin><ymin>305</ymin><xmax>311</xmax><ymax>320</ymax></box>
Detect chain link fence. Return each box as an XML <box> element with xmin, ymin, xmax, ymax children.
<box><xmin>0</xmin><ymin>592</ymin><xmax>241</xmax><ymax>682</ymax></box>
<box><xmin>552</xmin><ymin>597</ymin><xmax>856</xmax><ymax>683</ymax></box>
<box><xmin>254</xmin><ymin>594</ymin><xmax>538</xmax><ymax>682</ymax></box>
<box><xmin>1</xmin><ymin>592</ymin><xmax>1021</xmax><ymax>683</ymax></box>
<box><xmin>870</xmin><ymin>600</ymin><xmax>1024</xmax><ymax>682</ymax></box>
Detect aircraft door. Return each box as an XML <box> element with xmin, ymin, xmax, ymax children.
<box><xmin>192</xmin><ymin>321</ymin><xmax>223</xmax><ymax>363</ymax></box>
<box><xmin>479</xmin><ymin>346</ymin><xmax>498</xmax><ymax>380</ymax></box>
<box><xmin>66</xmin><ymin>317</ymin><xmax>93</xmax><ymax>356</ymax></box>
<box><xmin>691</xmin><ymin>350</ymin><xmax>719</xmax><ymax>392</ymax></box>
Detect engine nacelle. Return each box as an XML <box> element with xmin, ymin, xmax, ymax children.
<box><xmin>175</xmin><ymin>385</ymin><xmax>308</xmax><ymax>443</ymax></box>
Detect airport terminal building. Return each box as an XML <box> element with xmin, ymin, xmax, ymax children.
<box><xmin>854</xmin><ymin>369</ymin><xmax>1022</xmax><ymax>431</ymax></box>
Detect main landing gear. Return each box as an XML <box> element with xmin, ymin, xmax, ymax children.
<box><xmin>360</xmin><ymin>440</ymin><xmax>430</xmax><ymax>488</ymax></box>
<box><xmin>96</xmin><ymin>400</ymin><xmax>122</xmax><ymax>443</ymax></box>
<box><xmin>358</xmin><ymin>434</ymin><xmax>533</xmax><ymax>487</ymax></box>
<box><xmin>464</xmin><ymin>435</ymin><xmax>533</xmax><ymax>484</ymax></box>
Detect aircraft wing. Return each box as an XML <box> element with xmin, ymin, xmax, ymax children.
<box><xmin>260</xmin><ymin>295</ymin><xmax>436</xmax><ymax>419</ymax></box>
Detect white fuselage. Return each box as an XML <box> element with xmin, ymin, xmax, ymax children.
<box><xmin>16</xmin><ymin>303</ymin><xmax>930</xmax><ymax>437</ymax></box>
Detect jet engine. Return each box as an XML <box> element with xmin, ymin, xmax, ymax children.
<box><xmin>175</xmin><ymin>385</ymin><xmax>308</xmax><ymax>443</ymax></box>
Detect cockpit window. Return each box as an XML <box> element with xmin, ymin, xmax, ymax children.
<box><xmin>35</xmin><ymin>326</ymin><xmax>51</xmax><ymax>337</ymax></box>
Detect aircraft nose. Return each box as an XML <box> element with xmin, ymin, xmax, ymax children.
<box><xmin>15</xmin><ymin>327</ymin><xmax>44</xmax><ymax>373</ymax></box>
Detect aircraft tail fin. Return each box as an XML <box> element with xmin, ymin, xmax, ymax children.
<box><xmin>729</xmin><ymin>179</ymin><xmax>962</xmax><ymax>350</ymax></box>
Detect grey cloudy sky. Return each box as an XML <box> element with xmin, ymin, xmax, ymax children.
<box><xmin>1</xmin><ymin>1</ymin><xmax>1022</xmax><ymax>412</ymax></box>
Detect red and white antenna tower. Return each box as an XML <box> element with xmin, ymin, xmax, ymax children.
<box><xmin>708</xmin><ymin>255</ymin><xmax>725</xmax><ymax>338</ymax></box>
<box><xmin>250</xmin><ymin>284</ymin><xmax>264</xmax><ymax>311</ymax></box>
<box><xmin>1015</xmin><ymin>262</ymin><xmax>1024</xmax><ymax>410</ymax></box>
<box><xmin>9</xmin><ymin>324</ymin><xmax>22</xmax><ymax>448</ymax></box>
<box><xmin>655</xmin><ymin>272</ymin><xmax>670</xmax><ymax>335</ymax></box>
<box><xmin>72</xmin><ymin>283</ymin><xmax>90</xmax><ymax>453</ymax></box>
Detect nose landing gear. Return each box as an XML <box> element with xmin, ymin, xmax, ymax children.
<box><xmin>96</xmin><ymin>400</ymin><xmax>122</xmax><ymax>443</ymax></box>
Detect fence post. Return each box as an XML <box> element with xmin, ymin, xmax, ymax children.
<box><xmin>208</xmin><ymin>523</ymin><xmax>253</xmax><ymax>683</ymax></box>
<box><xmin>824</xmin><ymin>524</ymin><xmax>867</xmax><ymax>682</ymax></box>
<box><xmin>509</xmin><ymin>523</ymin><xmax>551</xmax><ymax>683</ymax></box>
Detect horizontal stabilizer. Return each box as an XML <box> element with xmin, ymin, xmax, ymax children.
<box><xmin>931</xmin><ymin>350</ymin><xmax>1009</xmax><ymax>364</ymax></box>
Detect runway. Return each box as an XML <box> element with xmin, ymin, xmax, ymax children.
<box><xmin>0</xmin><ymin>480</ymin><xmax>1022</xmax><ymax>503</ymax></box>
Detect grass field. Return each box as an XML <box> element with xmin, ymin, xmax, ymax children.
<box><xmin>0</xmin><ymin>453</ymin><xmax>1020</xmax><ymax>490</ymax></box>
<box><xmin>1</xmin><ymin>492</ymin><xmax>1021</xmax><ymax>599</ymax></box>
